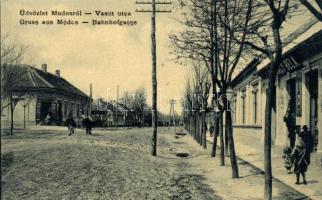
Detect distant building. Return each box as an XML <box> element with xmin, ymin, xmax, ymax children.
<box><xmin>230</xmin><ymin>20</ymin><xmax>322</xmax><ymax>152</ymax></box>
<box><xmin>91</xmin><ymin>99</ymin><xmax>130</xmax><ymax>127</ymax></box>
<box><xmin>1</xmin><ymin>64</ymin><xmax>91</xmax><ymax>126</ymax></box>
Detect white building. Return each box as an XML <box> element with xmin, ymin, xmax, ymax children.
<box><xmin>231</xmin><ymin>20</ymin><xmax>322</xmax><ymax>153</ymax></box>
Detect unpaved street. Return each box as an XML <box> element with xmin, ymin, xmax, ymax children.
<box><xmin>1</xmin><ymin>127</ymin><xmax>309</xmax><ymax>199</ymax></box>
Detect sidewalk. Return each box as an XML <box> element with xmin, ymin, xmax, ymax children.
<box><xmin>207</xmin><ymin>132</ymin><xmax>322</xmax><ymax>200</ymax></box>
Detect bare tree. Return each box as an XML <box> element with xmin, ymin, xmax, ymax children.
<box><xmin>238</xmin><ymin>1</ymin><xmax>300</xmax><ymax>199</ymax></box>
<box><xmin>190</xmin><ymin>61</ymin><xmax>211</xmax><ymax>148</ymax></box>
<box><xmin>1</xmin><ymin>35</ymin><xmax>28</xmax><ymax>135</ymax></box>
<box><xmin>300</xmin><ymin>0</ymin><xmax>322</xmax><ymax>21</ymax></box>
<box><xmin>120</xmin><ymin>88</ymin><xmax>147</xmax><ymax>127</ymax></box>
<box><xmin>172</xmin><ymin>0</ymin><xmax>254</xmax><ymax>178</ymax></box>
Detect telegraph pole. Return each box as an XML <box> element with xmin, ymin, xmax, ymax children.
<box><xmin>136</xmin><ymin>0</ymin><xmax>172</xmax><ymax>156</ymax></box>
<box><xmin>169</xmin><ymin>99</ymin><xmax>176</xmax><ymax>132</ymax></box>
<box><xmin>89</xmin><ymin>83</ymin><xmax>92</xmax><ymax>116</ymax></box>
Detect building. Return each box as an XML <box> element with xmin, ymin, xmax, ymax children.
<box><xmin>231</xmin><ymin>20</ymin><xmax>322</xmax><ymax>153</ymax></box>
<box><xmin>1</xmin><ymin>64</ymin><xmax>91</xmax><ymax>127</ymax></box>
<box><xmin>91</xmin><ymin>99</ymin><xmax>130</xmax><ymax>127</ymax></box>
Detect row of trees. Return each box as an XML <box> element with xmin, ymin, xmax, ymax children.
<box><xmin>172</xmin><ymin>0</ymin><xmax>321</xmax><ymax>199</ymax></box>
<box><xmin>95</xmin><ymin>87</ymin><xmax>170</xmax><ymax>128</ymax></box>
<box><xmin>119</xmin><ymin>88</ymin><xmax>171</xmax><ymax>127</ymax></box>
<box><xmin>120</xmin><ymin>87</ymin><xmax>149</xmax><ymax>127</ymax></box>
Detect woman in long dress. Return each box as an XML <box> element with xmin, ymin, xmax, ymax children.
<box><xmin>292</xmin><ymin>138</ymin><xmax>310</xmax><ymax>185</ymax></box>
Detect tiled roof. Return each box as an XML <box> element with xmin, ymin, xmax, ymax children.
<box><xmin>14</xmin><ymin>65</ymin><xmax>89</xmax><ymax>99</ymax></box>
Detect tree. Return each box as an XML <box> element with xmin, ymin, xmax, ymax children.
<box><xmin>171</xmin><ymin>0</ymin><xmax>225</xmax><ymax>164</ymax></box>
<box><xmin>239</xmin><ymin>0</ymin><xmax>298</xmax><ymax>199</ymax></box>
<box><xmin>120</xmin><ymin>88</ymin><xmax>147</xmax><ymax>127</ymax></box>
<box><xmin>300</xmin><ymin>0</ymin><xmax>322</xmax><ymax>21</ymax></box>
<box><xmin>172</xmin><ymin>0</ymin><xmax>254</xmax><ymax>178</ymax></box>
<box><xmin>189</xmin><ymin>61</ymin><xmax>211</xmax><ymax>148</ymax></box>
<box><xmin>1</xmin><ymin>35</ymin><xmax>28</xmax><ymax>135</ymax></box>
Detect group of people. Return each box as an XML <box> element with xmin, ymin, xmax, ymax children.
<box><xmin>206</xmin><ymin>115</ymin><xmax>313</xmax><ymax>185</ymax></box>
<box><xmin>282</xmin><ymin>125</ymin><xmax>314</xmax><ymax>185</ymax></box>
<box><xmin>65</xmin><ymin>114</ymin><xmax>93</xmax><ymax>136</ymax></box>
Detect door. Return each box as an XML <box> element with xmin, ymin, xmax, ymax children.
<box><xmin>286</xmin><ymin>78</ymin><xmax>297</xmax><ymax>147</ymax></box>
<box><xmin>308</xmin><ymin>70</ymin><xmax>318</xmax><ymax>151</ymax></box>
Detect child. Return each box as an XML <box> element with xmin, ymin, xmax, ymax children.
<box><xmin>292</xmin><ymin>139</ymin><xmax>310</xmax><ymax>185</ymax></box>
<box><xmin>282</xmin><ymin>146</ymin><xmax>293</xmax><ymax>174</ymax></box>
<box><xmin>65</xmin><ymin>114</ymin><xmax>76</xmax><ymax>136</ymax></box>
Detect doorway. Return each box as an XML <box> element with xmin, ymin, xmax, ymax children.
<box><xmin>40</xmin><ymin>101</ymin><xmax>51</xmax><ymax>121</ymax></box>
<box><xmin>306</xmin><ymin>70</ymin><xmax>318</xmax><ymax>151</ymax></box>
<box><xmin>286</xmin><ymin>78</ymin><xmax>297</xmax><ymax>148</ymax></box>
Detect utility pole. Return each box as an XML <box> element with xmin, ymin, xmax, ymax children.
<box><xmin>169</xmin><ymin>99</ymin><xmax>176</xmax><ymax>132</ymax></box>
<box><xmin>136</xmin><ymin>0</ymin><xmax>172</xmax><ymax>156</ymax></box>
<box><xmin>89</xmin><ymin>83</ymin><xmax>92</xmax><ymax>116</ymax></box>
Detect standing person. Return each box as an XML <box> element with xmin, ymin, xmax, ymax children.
<box><xmin>209</xmin><ymin>123</ymin><xmax>214</xmax><ymax>137</ymax></box>
<box><xmin>292</xmin><ymin>138</ymin><xmax>310</xmax><ymax>185</ymax></box>
<box><xmin>65</xmin><ymin>114</ymin><xmax>76</xmax><ymax>136</ymax></box>
<box><xmin>299</xmin><ymin>125</ymin><xmax>314</xmax><ymax>155</ymax></box>
<box><xmin>82</xmin><ymin>116</ymin><xmax>93</xmax><ymax>135</ymax></box>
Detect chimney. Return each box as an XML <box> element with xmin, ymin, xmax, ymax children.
<box><xmin>41</xmin><ymin>64</ymin><xmax>47</xmax><ymax>72</ymax></box>
<box><xmin>55</xmin><ymin>69</ymin><xmax>61</xmax><ymax>77</ymax></box>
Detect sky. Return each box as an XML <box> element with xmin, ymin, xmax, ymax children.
<box><xmin>1</xmin><ymin>0</ymin><xmax>313</xmax><ymax>114</ymax></box>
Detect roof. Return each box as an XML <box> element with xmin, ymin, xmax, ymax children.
<box><xmin>232</xmin><ymin>18</ymin><xmax>322</xmax><ymax>82</ymax></box>
<box><xmin>14</xmin><ymin>65</ymin><xmax>90</xmax><ymax>99</ymax></box>
<box><xmin>256</xmin><ymin>19</ymin><xmax>322</xmax><ymax>72</ymax></box>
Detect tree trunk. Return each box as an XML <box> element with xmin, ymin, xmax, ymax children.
<box><xmin>264</xmin><ymin>24</ymin><xmax>283</xmax><ymax>200</ymax></box>
<box><xmin>225</xmin><ymin>117</ymin><xmax>229</xmax><ymax>157</ymax></box>
<box><xmin>202</xmin><ymin>110</ymin><xmax>207</xmax><ymax>149</ymax></box>
<box><xmin>219</xmin><ymin>112</ymin><xmax>225</xmax><ymax>166</ymax></box>
<box><xmin>194</xmin><ymin>112</ymin><xmax>197</xmax><ymax>140</ymax></box>
<box><xmin>190</xmin><ymin>116</ymin><xmax>193</xmax><ymax>134</ymax></box>
<box><xmin>196</xmin><ymin>112</ymin><xmax>200</xmax><ymax>144</ymax></box>
<box><xmin>9</xmin><ymin>92</ymin><xmax>14</xmax><ymax>136</ymax></box>
<box><xmin>264</xmin><ymin>79</ymin><xmax>274</xmax><ymax>199</ymax></box>
<box><xmin>226</xmin><ymin>107</ymin><xmax>239</xmax><ymax>178</ymax></box>
<box><xmin>211</xmin><ymin>113</ymin><xmax>219</xmax><ymax>157</ymax></box>
<box><xmin>199</xmin><ymin>113</ymin><xmax>202</xmax><ymax>145</ymax></box>
<box><xmin>10</xmin><ymin>101</ymin><xmax>14</xmax><ymax>136</ymax></box>
<box><xmin>151</xmin><ymin>0</ymin><xmax>158</xmax><ymax>157</ymax></box>
<box><xmin>24</xmin><ymin>105</ymin><xmax>26</xmax><ymax>129</ymax></box>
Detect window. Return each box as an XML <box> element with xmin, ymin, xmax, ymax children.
<box><xmin>232</xmin><ymin>94</ymin><xmax>237</xmax><ymax>123</ymax></box>
<box><xmin>252</xmin><ymin>84</ymin><xmax>258</xmax><ymax>124</ymax></box>
<box><xmin>241</xmin><ymin>90</ymin><xmax>246</xmax><ymax>124</ymax></box>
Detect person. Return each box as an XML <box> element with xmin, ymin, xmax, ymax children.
<box><xmin>82</xmin><ymin>116</ymin><xmax>93</xmax><ymax>135</ymax></box>
<box><xmin>299</xmin><ymin>125</ymin><xmax>314</xmax><ymax>155</ymax></box>
<box><xmin>292</xmin><ymin>138</ymin><xmax>310</xmax><ymax>185</ymax></box>
<box><xmin>45</xmin><ymin>113</ymin><xmax>51</xmax><ymax>125</ymax></box>
<box><xmin>65</xmin><ymin>114</ymin><xmax>76</xmax><ymax>136</ymax></box>
<box><xmin>282</xmin><ymin>146</ymin><xmax>293</xmax><ymax>174</ymax></box>
<box><xmin>209</xmin><ymin>123</ymin><xmax>214</xmax><ymax>137</ymax></box>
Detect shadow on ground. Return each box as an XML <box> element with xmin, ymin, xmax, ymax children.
<box><xmin>168</xmin><ymin>172</ymin><xmax>222</xmax><ymax>200</ymax></box>
<box><xmin>1</xmin><ymin>152</ymin><xmax>14</xmax><ymax>174</ymax></box>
